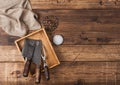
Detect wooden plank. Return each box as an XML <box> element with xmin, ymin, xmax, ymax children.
<box><xmin>56</xmin><ymin>22</ymin><xmax>120</xmax><ymax>32</ymax></box>
<box><xmin>2</xmin><ymin>31</ymin><xmax>120</xmax><ymax>45</ymax></box>
<box><xmin>0</xmin><ymin>45</ymin><xmax>120</xmax><ymax>62</ymax></box>
<box><xmin>30</xmin><ymin>0</ymin><xmax>120</xmax><ymax>9</ymax></box>
<box><xmin>55</xmin><ymin>45</ymin><xmax>120</xmax><ymax>61</ymax></box>
<box><xmin>30</xmin><ymin>0</ymin><xmax>101</xmax><ymax>9</ymax></box>
<box><xmin>34</xmin><ymin>9</ymin><xmax>120</xmax><ymax>17</ymax></box>
<box><xmin>36</xmin><ymin>10</ymin><xmax>120</xmax><ymax>24</ymax></box>
<box><xmin>52</xmin><ymin>31</ymin><xmax>120</xmax><ymax>43</ymax></box>
<box><xmin>1</xmin><ymin>30</ymin><xmax>120</xmax><ymax>45</ymax></box>
<box><xmin>52</xmin><ymin>30</ymin><xmax>120</xmax><ymax>45</ymax></box>
<box><xmin>0</xmin><ymin>62</ymin><xmax>120</xmax><ymax>85</ymax></box>
<box><xmin>65</xmin><ymin>32</ymin><xmax>120</xmax><ymax>39</ymax></box>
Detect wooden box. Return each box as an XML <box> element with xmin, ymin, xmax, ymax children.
<box><xmin>15</xmin><ymin>28</ymin><xmax>60</xmax><ymax>69</ymax></box>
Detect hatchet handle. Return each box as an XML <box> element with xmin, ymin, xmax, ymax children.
<box><xmin>23</xmin><ymin>60</ymin><xmax>31</xmax><ymax>77</ymax></box>
<box><xmin>35</xmin><ymin>65</ymin><xmax>41</xmax><ymax>84</ymax></box>
<box><xmin>44</xmin><ymin>66</ymin><xmax>50</xmax><ymax>80</ymax></box>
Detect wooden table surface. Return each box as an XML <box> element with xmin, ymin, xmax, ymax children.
<box><xmin>0</xmin><ymin>0</ymin><xmax>120</xmax><ymax>85</ymax></box>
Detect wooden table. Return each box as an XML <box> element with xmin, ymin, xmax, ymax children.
<box><xmin>0</xmin><ymin>0</ymin><xmax>120</xmax><ymax>85</ymax></box>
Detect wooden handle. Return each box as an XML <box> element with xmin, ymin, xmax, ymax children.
<box><xmin>35</xmin><ymin>65</ymin><xmax>41</xmax><ymax>84</ymax></box>
<box><xmin>44</xmin><ymin>66</ymin><xmax>50</xmax><ymax>80</ymax></box>
<box><xmin>23</xmin><ymin>60</ymin><xmax>31</xmax><ymax>77</ymax></box>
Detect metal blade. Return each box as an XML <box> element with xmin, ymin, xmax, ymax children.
<box><xmin>22</xmin><ymin>38</ymin><xmax>35</xmax><ymax>60</ymax></box>
<box><xmin>32</xmin><ymin>40</ymin><xmax>42</xmax><ymax>65</ymax></box>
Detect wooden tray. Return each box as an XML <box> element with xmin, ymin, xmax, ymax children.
<box><xmin>15</xmin><ymin>28</ymin><xmax>60</xmax><ymax>69</ymax></box>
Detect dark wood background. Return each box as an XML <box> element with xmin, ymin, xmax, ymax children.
<box><xmin>0</xmin><ymin>0</ymin><xmax>120</xmax><ymax>85</ymax></box>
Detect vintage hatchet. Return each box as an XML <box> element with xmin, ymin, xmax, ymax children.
<box><xmin>32</xmin><ymin>40</ymin><xmax>42</xmax><ymax>83</ymax></box>
<box><xmin>22</xmin><ymin>38</ymin><xmax>35</xmax><ymax>77</ymax></box>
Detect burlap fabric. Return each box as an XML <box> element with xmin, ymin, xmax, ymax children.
<box><xmin>0</xmin><ymin>0</ymin><xmax>41</xmax><ymax>37</ymax></box>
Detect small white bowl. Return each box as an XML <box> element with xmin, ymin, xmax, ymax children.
<box><xmin>53</xmin><ymin>35</ymin><xmax>64</xmax><ymax>45</ymax></box>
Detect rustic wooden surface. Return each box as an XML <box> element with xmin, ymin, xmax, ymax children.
<box><xmin>0</xmin><ymin>0</ymin><xmax>120</xmax><ymax>85</ymax></box>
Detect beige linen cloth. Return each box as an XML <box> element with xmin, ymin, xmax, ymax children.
<box><xmin>0</xmin><ymin>0</ymin><xmax>41</xmax><ymax>37</ymax></box>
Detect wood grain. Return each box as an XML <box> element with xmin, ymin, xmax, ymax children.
<box><xmin>1</xmin><ymin>62</ymin><xmax>120</xmax><ymax>85</ymax></box>
<box><xmin>30</xmin><ymin>0</ymin><xmax>120</xmax><ymax>9</ymax></box>
<box><xmin>0</xmin><ymin>28</ymin><xmax>19</xmax><ymax>45</ymax></box>
<box><xmin>0</xmin><ymin>45</ymin><xmax>120</xmax><ymax>62</ymax></box>
<box><xmin>0</xmin><ymin>0</ymin><xmax>120</xmax><ymax>84</ymax></box>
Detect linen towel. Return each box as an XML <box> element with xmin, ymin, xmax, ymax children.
<box><xmin>0</xmin><ymin>0</ymin><xmax>41</xmax><ymax>37</ymax></box>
